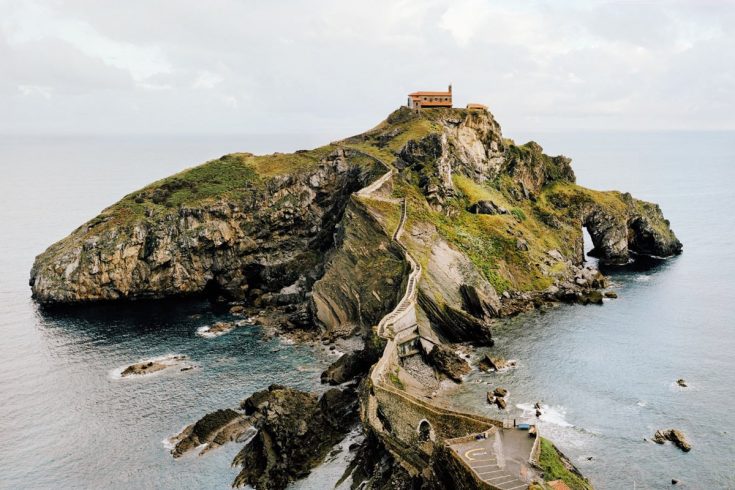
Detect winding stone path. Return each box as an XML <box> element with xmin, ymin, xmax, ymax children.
<box><xmin>353</xmin><ymin>152</ymin><xmax>536</xmax><ymax>489</ymax></box>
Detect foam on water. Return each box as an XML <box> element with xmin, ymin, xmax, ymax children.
<box><xmin>109</xmin><ymin>353</ymin><xmax>190</xmax><ymax>380</ymax></box>
<box><xmin>516</xmin><ymin>402</ymin><xmax>574</xmax><ymax>428</ymax></box>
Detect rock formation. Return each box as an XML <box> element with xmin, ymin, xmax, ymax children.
<box><xmin>652</xmin><ymin>429</ymin><xmax>692</xmax><ymax>452</ymax></box>
<box><xmin>29</xmin><ymin>105</ymin><xmax>683</xmax><ymax>489</ymax></box>
<box><xmin>170</xmin><ymin>408</ymin><xmax>250</xmax><ymax>458</ymax></box>
<box><xmin>119</xmin><ymin>354</ymin><xmax>190</xmax><ymax>377</ymax></box>
<box><xmin>234</xmin><ymin>385</ymin><xmax>359</xmax><ymax>489</ymax></box>
<box><xmin>425</xmin><ymin>344</ymin><xmax>471</xmax><ymax>382</ymax></box>
<box><xmin>30</xmin><ymin>149</ymin><xmax>384</xmax><ymax>307</ymax></box>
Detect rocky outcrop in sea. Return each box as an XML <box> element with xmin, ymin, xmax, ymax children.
<box><xmin>30</xmin><ymin>105</ymin><xmax>682</xmax><ymax>489</ymax></box>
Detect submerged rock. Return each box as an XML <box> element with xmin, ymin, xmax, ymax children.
<box><xmin>120</xmin><ymin>355</ymin><xmax>188</xmax><ymax>377</ymax></box>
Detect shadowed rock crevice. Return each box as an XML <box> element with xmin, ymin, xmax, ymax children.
<box><xmin>417</xmin><ymin>290</ymin><xmax>494</xmax><ymax>346</ymax></box>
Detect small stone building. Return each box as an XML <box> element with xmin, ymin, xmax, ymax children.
<box><xmin>408</xmin><ymin>85</ymin><xmax>452</xmax><ymax>109</ymax></box>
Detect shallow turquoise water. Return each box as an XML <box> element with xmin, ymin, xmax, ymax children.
<box><xmin>1</xmin><ymin>132</ymin><xmax>734</xmax><ymax>489</ymax></box>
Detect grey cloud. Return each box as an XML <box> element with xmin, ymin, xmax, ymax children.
<box><xmin>0</xmin><ymin>0</ymin><xmax>732</xmax><ymax>134</ymax></box>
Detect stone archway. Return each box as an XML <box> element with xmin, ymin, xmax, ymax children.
<box><xmin>417</xmin><ymin>419</ymin><xmax>435</xmax><ymax>442</ymax></box>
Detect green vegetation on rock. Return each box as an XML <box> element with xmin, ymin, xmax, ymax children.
<box><xmin>538</xmin><ymin>438</ymin><xmax>593</xmax><ymax>490</ymax></box>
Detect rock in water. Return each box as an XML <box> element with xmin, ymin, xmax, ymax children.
<box><xmin>120</xmin><ymin>355</ymin><xmax>188</xmax><ymax>377</ymax></box>
<box><xmin>652</xmin><ymin>429</ymin><xmax>692</xmax><ymax>452</ymax></box>
<box><xmin>493</xmin><ymin>387</ymin><xmax>508</xmax><ymax>397</ymax></box>
<box><xmin>426</xmin><ymin>344</ymin><xmax>471</xmax><ymax>382</ymax></box>
<box><xmin>586</xmin><ymin>290</ymin><xmax>604</xmax><ymax>305</ymax></box>
<box><xmin>232</xmin><ymin>385</ymin><xmax>358</xmax><ymax>489</ymax></box>
<box><xmin>478</xmin><ymin>354</ymin><xmax>507</xmax><ymax>372</ymax></box>
<box><xmin>121</xmin><ymin>361</ymin><xmax>167</xmax><ymax>377</ymax></box>
<box><xmin>320</xmin><ymin>348</ymin><xmax>378</xmax><ymax>385</ymax></box>
<box><xmin>677</xmin><ymin>378</ymin><xmax>688</xmax><ymax>387</ymax></box>
<box><xmin>229</xmin><ymin>305</ymin><xmax>245</xmax><ymax>315</ymax></box>
<box><xmin>495</xmin><ymin>397</ymin><xmax>507</xmax><ymax>410</ymax></box>
<box><xmin>171</xmin><ymin>409</ymin><xmax>249</xmax><ymax>458</ymax></box>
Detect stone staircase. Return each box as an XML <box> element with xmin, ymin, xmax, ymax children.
<box><xmin>354</xmin><ymin>151</ymin><xmax>531</xmax><ymax>489</ymax></box>
<box><xmin>466</xmin><ymin>462</ymin><xmax>528</xmax><ymax>490</ymax></box>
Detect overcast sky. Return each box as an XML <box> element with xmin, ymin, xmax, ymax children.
<box><xmin>1</xmin><ymin>0</ymin><xmax>733</xmax><ymax>136</ymax></box>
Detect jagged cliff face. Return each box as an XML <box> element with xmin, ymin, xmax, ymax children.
<box><xmin>311</xmin><ymin>198</ymin><xmax>407</xmax><ymax>336</ymax></box>
<box><xmin>30</xmin><ymin>149</ymin><xmax>383</xmax><ymax>305</ymax></box>
<box><xmin>31</xmin><ymin>107</ymin><xmax>681</xmax><ymax>341</ymax></box>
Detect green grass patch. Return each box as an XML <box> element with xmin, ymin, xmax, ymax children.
<box><xmin>388</xmin><ymin>369</ymin><xmax>405</xmax><ymax>390</ymax></box>
<box><xmin>538</xmin><ymin>438</ymin><xmax>593</xmax><ymax>490</ymax></box>
<box><xmin>359</xmin><ymin>197</ymin><xmax>402</xmax><ymax>237</ymax></box>
<box><xmin>511</xmin><ymin>208</ymin><xmax>527</xmax><ymax>221</ymax></box>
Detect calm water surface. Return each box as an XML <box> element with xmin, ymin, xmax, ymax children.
<box><xmin>0</xmin><ymin>135</ymin><xmax>337</xmax><ymax>489</ymax></box>
<box><xmin>1</xmin><ymin>132</ymin><xmax>734</xmax><ymax>489</ymax></box>
<box><xmin>450</xmin><ymin>131</ymin><xmax>735</xmax><ymax>489</ymax></box>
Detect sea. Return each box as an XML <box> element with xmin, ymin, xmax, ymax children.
<box><xmin>1</xmin><ymin>131</ymin><xmax>733</xmax><ymax>489</ymax></box>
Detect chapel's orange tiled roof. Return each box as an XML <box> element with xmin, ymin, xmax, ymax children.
<box><xmin>409</xmin><ymin>91</ymin><xmax>452</xmax><ymax>97</ymax></box>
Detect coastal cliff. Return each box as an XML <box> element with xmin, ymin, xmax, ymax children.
<box><xmin>31</xmin><ymin>107</ymin><xmax>681</xmax><ymax>314</ymax></box>
<box><xmin>30</xmin><ymin>106</ymin><xmax>681</xmax><ymax>489</ymax></box>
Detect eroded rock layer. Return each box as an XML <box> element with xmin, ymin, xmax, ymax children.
<box><xmin>30</xmin><ymin>105</ymin><xmax>683</xmax><ymax>489</ymax></box>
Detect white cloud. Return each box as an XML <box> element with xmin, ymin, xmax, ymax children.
<box><xmin>0</xmin><ymin>0</ymin><xmax>732</xmax><ymax>133</ymax></box>
<box><xmin>18</xmin><ymin>84</ymin><xmax>52</xmax><ymax>99</ymax></box>
<box><xmin>439</xmin><ymin>0</ymin><xmax>491</xmax><ymax>47</ymax></box>
<box><xmin>193</xmin><ymin>71</ymin><xmax>224</xmax><ymax>90</ymax></box>
<box><xmin>1</xmin><ymin>1</ymin><xmax>171</xmax><ymax>84</ymax></box>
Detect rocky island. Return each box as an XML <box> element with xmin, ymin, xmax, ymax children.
<box><xmin>30</xmin><ymin>106</ymin><xmax>681</xmax><ymax>489</ymax></box>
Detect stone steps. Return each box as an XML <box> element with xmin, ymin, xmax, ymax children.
<box><xmin>468</xmin><ymin>461</ymin><xmax>527</xmax><ymax>490</ymax></box>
